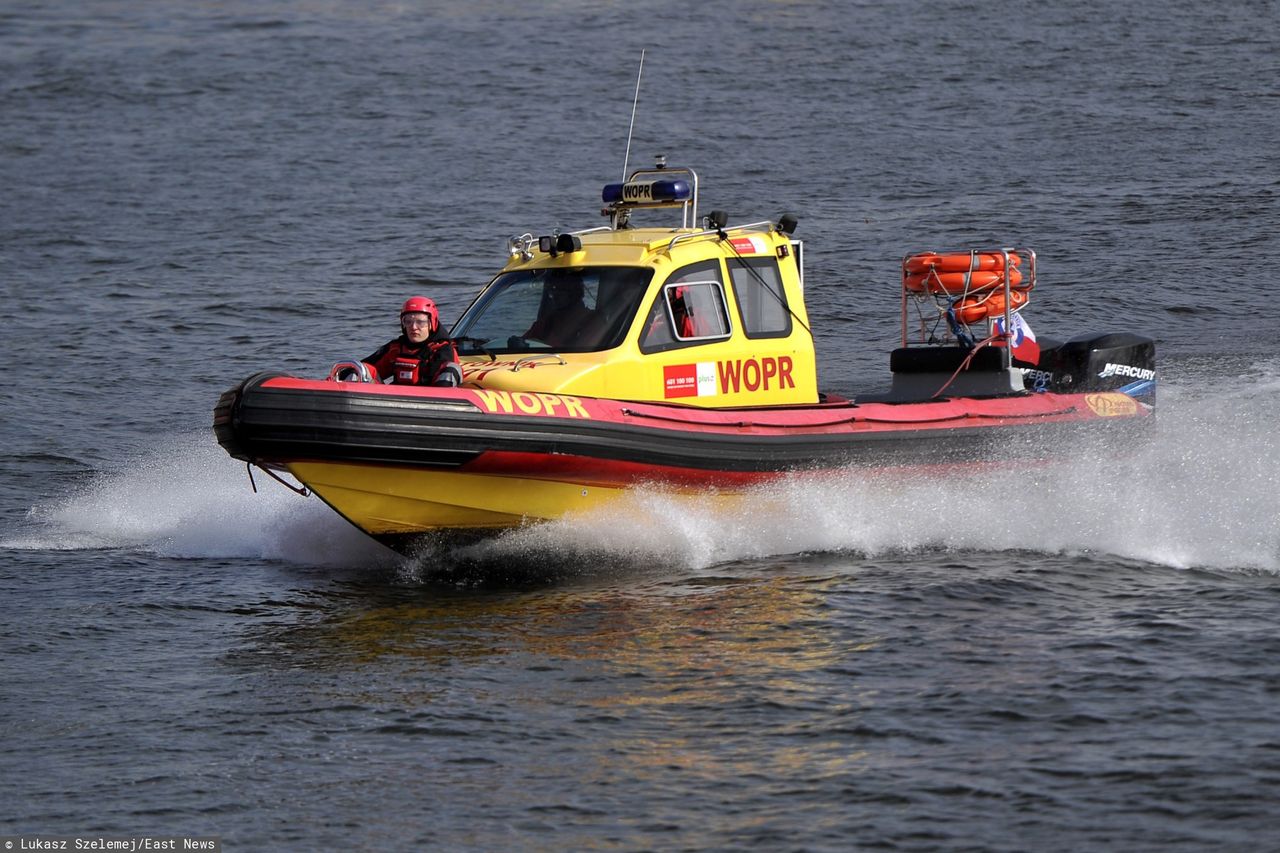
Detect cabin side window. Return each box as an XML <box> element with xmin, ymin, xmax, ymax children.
<box><xmin>728</xmin><ymin>257</ymin><xmax>792</xmax><ymax>338</ymax></box>
<box><xmin>639</xmin><ymin>261</ymin><xmax>732</xmax><ymax>353</ymax></box>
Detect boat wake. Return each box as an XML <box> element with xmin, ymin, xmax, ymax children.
<box><xmin>3</xmin><ymin>433</ymin><xmax>398</xmax><ymax>569</ymax></box>
<box><xmin>5</xmin><ymin>377</ymin><xmax>1278</xmax><ymax>576</ymax></box>
<box><xmin>455</xmin><ymin>380</ymin><xmax>1280</xmax><ymax>576</ymax></box>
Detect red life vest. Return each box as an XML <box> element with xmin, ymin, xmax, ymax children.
<box><xmin>363</xmin><ymin>334</ymin><xmax>459</xmax><ymax>386</ymax></box>
<box><xmin>393</xmin><ymin>357</ymin><xmax>420</xmax><ymax>384</ymax></box>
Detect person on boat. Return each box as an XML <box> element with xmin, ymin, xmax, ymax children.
<box><xmin>360</xmin><ymin>296</ymin><xmax>463</xmax><ymax>386</ymax></box>
<box><xmin>521</xmin><ymin>270</ymin><xmax>604</xmax><ymax>348</ymax></box>
<box><xmin>641</xmin><ymin>286</ymin><xmax>700</xmax><ymax>347</ymax></box>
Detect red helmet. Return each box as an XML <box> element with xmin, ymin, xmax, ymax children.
<box><xmin>400</xmin><ymin>296</ymin><xmax>438</xmax><ymax>332</ymax></box>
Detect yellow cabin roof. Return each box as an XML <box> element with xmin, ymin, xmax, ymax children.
<box><xmin>452</xmin><ymin>165</ymin><xmax>815</xmax><ymax>408</ymax></box>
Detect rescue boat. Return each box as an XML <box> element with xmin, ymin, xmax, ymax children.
<box><xmin>214</xmin><ymin>159</ymin><xmax>1156</xmax><ymax>552</ymax></box>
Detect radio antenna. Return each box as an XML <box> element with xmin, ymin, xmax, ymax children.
<box><xmin>621</xmin><ymin>49</ymin><xmax>646</xmax><ymax>180</ymax></box>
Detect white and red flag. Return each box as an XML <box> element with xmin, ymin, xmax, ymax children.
<box><xmin>993</xmin><ymin>312</ymin><xmax>1040</xmax><ymax>363</ymax></box>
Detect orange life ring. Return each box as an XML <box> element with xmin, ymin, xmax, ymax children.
<box><xmin>903</xmin><ymin>267</ymin><xmax>1025</xmax><ymax>294</ymax></box>
<box><xmin>953</xmin><ymin>289</ymin><xmax>1029</xmax><ymax>324</ymax></box>
<box><xmin>904</xmin><ymin>252</ymin><xmax>1022</xmax><ymax>275</ymax></box>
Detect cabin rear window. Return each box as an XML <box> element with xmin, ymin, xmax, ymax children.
<box><xmin>728</xmin><ymin>257</ymin><xmax>791</xmax><ymax>338</ymax></box>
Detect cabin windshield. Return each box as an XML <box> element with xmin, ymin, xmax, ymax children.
<box><xmin>452</xmin><ymin>266</ymin><xmax>653</xmax><ymax>354</ymax></box>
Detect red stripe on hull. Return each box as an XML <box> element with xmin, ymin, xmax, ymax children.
<box><xmin>460</xmin><ymin>450</ymin><xmax>789</xmax><ymax>488</ymax></box>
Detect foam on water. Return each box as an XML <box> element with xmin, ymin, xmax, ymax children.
<box><xmin>5</xmin><ymin>377</ymin><xmax>1277</xmax><ymax>575</ymax></box>
<box><xmin>461</xmin><ymin>380</ymin><xmax>1280</xmax><ymax>574</ymax></box>
<box><xmin>4</xmin><ymin>433</ymin><xmax>397</xmax><ymax>568</ymax></box>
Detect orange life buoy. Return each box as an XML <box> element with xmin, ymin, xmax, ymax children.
<box><xmin>903</xmin><ymin>267</ymin><xmax>1025</xmax><ymax>294</ymax></box>
<box><xmin>904</xmin><ymin>252</ymin><xmax>1022</xmax><ymax>275</ymax></box>
<box><xmin>953</xmin><ymin>289</ymin><xmax>1030</xmax><ymax>324</ymax></box>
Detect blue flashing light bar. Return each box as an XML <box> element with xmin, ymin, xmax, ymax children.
<box><xmin>602</xmin><ymin>179</ymin><xmax>692</xmax><ymax>205</ymax></box>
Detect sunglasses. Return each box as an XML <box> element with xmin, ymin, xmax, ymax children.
<box><xmin>402</xmin><ymin>316</ymin><xmax>433</xmax><ymax>327</ymax></box>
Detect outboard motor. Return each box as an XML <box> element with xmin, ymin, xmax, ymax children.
<box><xmin>1024</xmin><ymin>332</ymin><xmax>1156</xmax><ymax>400</ymax></box>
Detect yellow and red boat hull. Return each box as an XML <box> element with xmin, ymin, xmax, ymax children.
<box><xmin>214</xmin><ymin>373</ymin><xmax>1153</xmax><ymax>550</ymax></box>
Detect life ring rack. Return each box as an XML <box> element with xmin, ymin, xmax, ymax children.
<box><xmin>904</xmin><ymin>251</ymin><xmax>1022</xmax><ymax>275</ymax></box>
<box><xmin>902</xmin><ymin>249</ymin><xmax>1032</xmax><ymax>296</ymax></box>
<box><xmin>900</xmin><ymin>247</ymin><xmax>1037</xmax><ymax>339</ymax></box>
<box><xmin>952</xmin><ymin>288</ymin><xmax>1029</xmax><ymax>325</ymax></box>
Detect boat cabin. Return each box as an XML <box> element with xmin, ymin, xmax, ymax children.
<box><xmin>449</xmin><ymin>160</ymin><xmax>818</xmax><ymax>408</ymax></box>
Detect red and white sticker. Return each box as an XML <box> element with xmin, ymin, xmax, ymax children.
<box><xmin>728</xmin><ymin>236</ymin><xmax>766</xmax><ymax>255</ymax></box>
<box><xmin>664</xmin><ymin>362</ymin><xmax>718</xmax><ymax>399</ymax></box>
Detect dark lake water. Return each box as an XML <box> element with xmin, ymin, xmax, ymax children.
<box><xmin>3</xmin><ymin>1</ymin><xmax>1279</xmax><ymax>849</ymax></box>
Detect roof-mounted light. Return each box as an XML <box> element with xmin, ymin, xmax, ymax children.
<box><xmin>507</xmin><ymin>233</ymin><xmax>535</xmax><ymax>262</ymax></box>
<box><xmin>601</xmin><ymin>179</ymin><xmax>692</xmax><ymax>206</ymax></box>
<box><xmin>538</xmin><ymin>233</ymin><xmax>583</xmax><ymax>257</ymax></box>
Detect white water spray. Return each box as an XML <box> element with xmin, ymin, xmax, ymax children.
<box><xmin>5</xmin><ymin>377</ymin><xmax>1278</xmax><ymax>575</ymax></box>
<box><xmin>4</xmin><ymin>433</ymin><xmax>397</xmax><ymax>568</ymax></box>
<box><xmin>461</xmin><ymin>379</ymin><xmax>1280</xmax><ymax>574</ymax></box>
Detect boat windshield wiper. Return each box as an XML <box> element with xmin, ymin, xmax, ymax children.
<box><xmin>453</xmin><ymin>336</ymin><xmax>496</xmax><ymax>362</ymax></box>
